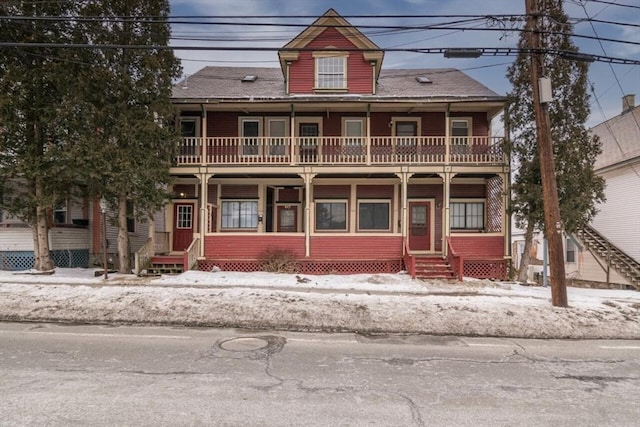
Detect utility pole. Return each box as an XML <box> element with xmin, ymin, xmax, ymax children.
<box><xmin>525</xmin><ymin>0</ymin><xmax>568</xmax><ymax>307</ymax></box>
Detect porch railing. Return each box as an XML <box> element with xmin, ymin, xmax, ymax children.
<box><xmin>183</xmin><ymin>237</ymin><xmax>200</xmax><ymax>272</ymax></box>
<box><xmin>403</xmin><ymin>237</ymin><xmax>416</xmax><ymax>279</ymax></box>
<box><xmin>134</xmin><ymin>237</ymin><xmax>154</xmax><ymax>276</ymax></box>
<box><xmin>175</xmin><ymin>136</ymin><xmax>505</xmax><ymax>166</ymax></box>
<box><xmin>447</xmin><ymin>238</ymin><xmax>464</xmax><ymax>281</ymax></box>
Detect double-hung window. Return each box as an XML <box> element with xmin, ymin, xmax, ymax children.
<box><xmin>221</xmin><ymin>201</ymin><xmax>258</xmax><ymax>229</ymax></box>
<box><xmin>358</xmin><ymin>200</ymin><xmax>390</xmax><ymax>231</ymax></box>
<box><xmin>315</xmin><ymin>55</ymin><xmax>347</xmax><ymax>90</ymax></box>
<box><xmin>451</xmin><ymin>119</ymin><xmax>470</xmax><ymax>145</ymax></box>
<box><xmin>315</xmin><ymin>200</ymin><xmax>347</xmax><ymax>231</ymax></box>
<box><xmin>343</xmin><ymin>118</ymin><xmax>364</xmax><ymax>156</ymax></box>
<box><xmin>450</xmin><ymin>201</ymin><xmax>484</xmax><ymax>230</ymax></box>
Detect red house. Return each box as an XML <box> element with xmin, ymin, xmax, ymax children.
<box><xmin>165</xmin><ymin>9</ymin><xmax>510</xmax><ymax>280</ymax></box>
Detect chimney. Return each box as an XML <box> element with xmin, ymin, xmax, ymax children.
<box><xmin>622</xmin><ymin>94</ymin><xmax>635</xmax><ymax>113</ymax></box>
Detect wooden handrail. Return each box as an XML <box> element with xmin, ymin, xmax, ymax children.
<box><xmin>183</xmin><ymin>237</ymin><xmax>200</xmax><ymax>272</ymax></box>
<box><xmin>403</xmin><ymin>237</ymin><xmax>416</xmax><ymax>279</ymax></box>
<box><xmin>133</xmin><ymin>237</ymin><xmax>154</xmax><ymax>276</ymax></box>
<box><xmin>447</xmin><ymin>237</ymin><xmax>464</xmax><ymax>281</ymax></box>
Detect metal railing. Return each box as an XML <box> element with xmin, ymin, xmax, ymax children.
<box><xmin>175</xmin><ymin>136</ymin><xmax>505</xmax><ymax>166</ymax></box>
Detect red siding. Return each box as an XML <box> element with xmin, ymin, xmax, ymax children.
<box><xmin>314</xmin><ymin>185</ymin><xmax>350</xmax><ymax>199</ymax></box>
<box><xmin>310</xmin><ymin>236</ymin><xmax>403</xmax><ymax>259</ymax></box>
<box><xmin>451</xmin><ymin>184</ymin><xmax>486</xmax><ymax>198</ymax></box>
<box><xmin>173</xmin><ymin>184</ymin><xmax>196</xmax><ymax>198</ymax></box>
<box><xmin>207</xmin><ymin>112</ymin><xmax>238</xmax><ymax>137</ymax></box>
<box><xmin>278</xmin><ymin>188</ymin><xmax>300</xmax><ymax>203</ymax></box>
<box><xmin>357</xmin><ymin>185</ymin><xmax>394</xmax><ymax>198</ymax></box>
<box><xmin>221</xmin><ymin>185</ymin><xmax>258</xmax><ymax>198</ymax></box>
<box><xmin>207</xmin><ymin>184</ymin><xmax>218</xmax><ymax>203</ymax></box>
<box><xmin>288</xmin><ymin>28</ymin><xmax>373</xmax><ymax>94</ymax></box>
<box><xmin>205</xmin><ymin>235</ymin><xmax>306</xmax><ymax>259</ymax></box>
<box><xmin>450</xmin><ymin>235</ymin><xmax>504</xmax><ymax>257</ymax></box>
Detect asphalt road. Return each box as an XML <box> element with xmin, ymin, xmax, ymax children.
<box><xmin>1</xmin><ymin>322</ymin><xmax>639</xmax><ymax>426</ymax></box>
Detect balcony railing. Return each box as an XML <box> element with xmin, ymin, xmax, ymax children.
<box><xmin>175</xmin><ymin>136</ymin><xmax>505</xmax><ymax>166</ymax></box>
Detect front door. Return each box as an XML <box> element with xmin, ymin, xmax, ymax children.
<box><xmin>408</xmin><ymin>202</ymin><xmax>430</xmax><ymax>251</ymax></box>
<box><xmin>299</xmin><ymin>123</ymin><xmax>319</xmax><ymax>162</ymax></box>
<box><xmin>173</xmin><ymin>203</ymin><xmax>194</xmax><ymax>251</ymax></box>
<box><xmin>277</xmin><ymin>205</ymin><xmax>298</xmax><ymax>232</ymax></box>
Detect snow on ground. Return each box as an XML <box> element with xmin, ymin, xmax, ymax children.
<box><xmin>0</xmin><ymin>268</ymin><xmax>638</xmax><ymax>339</ymax></box>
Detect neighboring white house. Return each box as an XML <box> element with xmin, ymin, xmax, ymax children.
<box><xmin>511</xmin><ymin>95</ymin><xmax>639</xmax><ymax>288</ymax></box>
<box><xmin>574</xmin><ymin>95</ymin><xmax>640</xmax><ymax>287</ymax></box>
<box><xmin>0</xmin><ymin>197</ymin><xmax>168</xmax><ymax>271</ymax></box>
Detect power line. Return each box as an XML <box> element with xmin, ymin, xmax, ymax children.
<box><xmin>1</xmin><ymin>42</ymin><xmax>638</xmax><ymax>65</ymax></box>
<box><xmin>583</xmin><ymin>0</ymin><xmax>640</xmax><ymax>10</ymax></box>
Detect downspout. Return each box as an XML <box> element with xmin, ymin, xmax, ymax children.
<box><xmin>366</xmin><ymin>104</ymin><xmax>371</xmax><ymax>165</ymax></box>
<box><xmin>290</xmin><ymin>104</ymin><xmax>296</xmax><ymax>166</ymax></box>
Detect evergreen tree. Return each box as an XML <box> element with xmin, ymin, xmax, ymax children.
<box><xmin>75</xmin><ymin>0</ymin><xmax>182</xmax><ymax>273</ymax></box>
<box><xmin>0</xmin><ymin>1</ymin><xmax>87</xmax><ymax>271</ymax></box>
<box><xmin>507</xmin><ymin>0</ymin><xmax>605</xmax><ymax>281</ymax></box>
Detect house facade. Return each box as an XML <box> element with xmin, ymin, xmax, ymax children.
<box><xmin>0</xmin><ymin>197</ymin><xmax>167</xmax><ymax>272</ymax></box>
<box><xmin>167</xmin><ymin>9</ymin><xmax>510</xmax><ymax>279</ymax></box>
<box><xmin>571</xmin><ymin>95</ymin><xmax>640</xmax><ymax>288</ymax></box>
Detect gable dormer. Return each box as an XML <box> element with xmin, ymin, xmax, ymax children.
<box><xmin>278</xmin><ymin>9</ymin><xmax>384</xmax><ymax>95</ymax></box>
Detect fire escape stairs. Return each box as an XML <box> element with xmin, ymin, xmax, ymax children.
<box><xmin>575</xmin><ymin>225</ymin><xmax>640</xmax><ymax>290</ymax></box>
<box><xmin>414</xmin><ymin>256</ymin><xmax>456</xmax><ymax>280</ymax></box>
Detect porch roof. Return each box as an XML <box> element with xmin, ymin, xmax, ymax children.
<box><xmin>172</xmin><ymin>66</ymin><xmax>505</xmax><ymax>106</ymax></box>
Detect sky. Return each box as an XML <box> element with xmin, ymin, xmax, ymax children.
<box><xmin>168</xmin><ymin>0</ymin><xmax>640</xmax><ymax>127</ymax></box>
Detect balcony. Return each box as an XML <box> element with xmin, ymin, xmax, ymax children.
<box><xmin>174</xmin><ymin>136</ymin><xmax>506</xmax><ymax>167</ymax></box>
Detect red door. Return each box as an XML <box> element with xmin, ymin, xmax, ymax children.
<box><xmin>173</xmin><ymin>203</ymin><xmax>194</xmax><ymax>251</ymax></box>
<box><xmin>409</xmin><ymin>202</ymin><xmax>430</xmax><ymax>251</ymax></box>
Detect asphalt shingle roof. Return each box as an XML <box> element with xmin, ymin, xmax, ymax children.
<box><xmin>172</xmin><ymin>66</ymin><xmax>503</xmax><ymax>102</ymax></box>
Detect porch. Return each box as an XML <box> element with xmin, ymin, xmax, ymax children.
<box><xmin>174</xmin><ymin>136</ymin><xmax>505</xmax><ymax>167</ymax></box>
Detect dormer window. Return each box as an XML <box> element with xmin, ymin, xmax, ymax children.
<box><xmin>314</xmin><ymin>52</ymin><xmax>348</xmax><ymax>90</ymax></box>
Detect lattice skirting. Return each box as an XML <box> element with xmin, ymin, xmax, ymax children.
<box><xmin>0</xmin><ymin>250</ymin><xmax>90</xmax><ymax>271</ymax></box>
<box><xmin>463</xmin><ymin>259</ymin><xmax>507</xmax><ymax>280</ymax></box>
<box><xmin>198</xmin><ymin>259</ymin><xmax>403</xmax><ymax>275</ymax></box>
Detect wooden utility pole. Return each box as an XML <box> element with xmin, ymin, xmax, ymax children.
<box><xmin>525</xmin><ymin>0</ymin><xmax>568</xmax><ymax>307</ymax></box>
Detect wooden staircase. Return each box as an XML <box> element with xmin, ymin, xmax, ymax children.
<box><xmin>575</xmin><ymin>225</ymin><xmax>640</xmax><ymax>290</ymax></box>
<box><xmin>414</xmin><ymin>256</ymin><xmax>456</xmax><ymax>280</ymax></box>
<box><xmin>144</xmin><ymin>255</ymin><xmax>185</xmax><ymax>276</ymax></box>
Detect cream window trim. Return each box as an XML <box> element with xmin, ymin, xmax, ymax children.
<box><xmin>180</xmin><ymin>116</ymin><xmax>202</xmax><ymax>138</ymax></box>
<box><xmin>391</xmin><ymin>117</ymin><xmax>421</xmax><ymax>136</ymax></box>
<box><xmin>450</xmin><ymin>117</ymin><xmax>473</xmax><ymax>145</ymax></box>
<box><xmin>239</xmin><ymin>117</ymin><xmax>263</xmax><ymax>157</ymax></box>
<box><xmin>314</xmin><ymin>199</ymin><xmax>348</xmax><ymax>232</ymax></box>
<box><xmin>314</xmin><ymin>53</ymin><xmax>348</xmax><ymax>90</ymax></box>
<box><xmin>356</xmin><ymin>199</ymin><xmax>392</xmax><ymax>232</ymax></box>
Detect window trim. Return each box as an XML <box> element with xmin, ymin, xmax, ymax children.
<box><xmin>450</xmin><ymin>199</ymin><xmax>485</xmax><ymax>231</ymax></box>
<box><xmin>357</xmin><ymin>199</ymin><xmax>391</xmax><ymax>232</ymax></box>
<box><xmin>314</xmin><ymin>199</ymin><xmax>348</xmax><ymax>232</ymax></box>
<box><xmin>392</xmin><ymin>117</ymin><xmax>421</xmax><ymax>146</ymax></box>
<box><xmin>220</xmin><ymin>200</ymin><xmax>259</xmax><ymax>230</ymax></box>
<box><xmin>313</xmin><ymin>52</ymin><xmax>348</xmax><ymax>91</ymax></box>
<box><xmin>179</xmin><ymin>116</ymin><xmax>201</xmax><ymax>138</ymax></box>
<box><xmin>53</xmin><ymin>201</ymin><xmax>68</xmax><ymax>225</ymax></box>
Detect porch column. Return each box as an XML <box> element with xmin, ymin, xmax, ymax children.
<box><xmin>445</xmin><ymin>105</ymin><xmax>451</xmax><ymax>165</ymax></box>
<box><xmin>439</xmin><ymin>170</ymin><xmax>455</xmax><ymax>256</ymax></box>
<box><xmin>200</xmin><ymin>105</ymin><xmax>207</xmax><ymax>166</ymax></box>
<box><xmin>302</xmin><ymin>172</ymin><xmax>316</xmax><ymax>257</ymax></box>
<box><xmin>502</xmin><ymin>170</ymin><xmax>512</xmax><ymax>262</ymax></box>
<box><xmin>290</xmin><ymin>104</ymin><xmax>296</xmax><ymax>166</ymax></box>
<box><xmin>199</xmin><ymin>172</ymin><xmax>213</xmax><ymax>259</ymax></box>
<box><xmin>366</xmin><ymin>104</ymin><xmax>371</xmax><ymax>165</ymax></box>
<box><xmin>395</xmin><ymin>170</ymin><xmax>413</xmax><ymax>255</ymax></box>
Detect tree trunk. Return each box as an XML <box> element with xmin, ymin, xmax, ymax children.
<box><xmin>117</xmin><ymin>193</ymin><xmax>130</xmax><ymax>274</ymax></box>
<box><xmin>33</xmin><ymin>179</ymin><xmax>54</xmax><ymax>271</ymax></box>
<box><xmin>517</xmin><ymin>221</ymin><xmax>535</xmax><ymax>283</ymax></box>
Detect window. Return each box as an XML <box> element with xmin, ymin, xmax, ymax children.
<box><xmin>54</xmin><ymin>202</ymin><xmax>67</xmax><ymax>224</ymax></box>
<box><xmin>395</xmin><ymin>120</ymin><xmax>419</xmax><ymax>147</ymax></box>
<box><xmin>126</xmin><ymin>200</ymin><xmax>135</xmax><ymax>233</ymax></box>
<box><xmin>179</xmin><ymin>117</ymin><xmax>200</xmax><ymax>157</ymax></box>
<box><xmin>358</xmin><ymin>201</ymin><xmax>390</xmax><ymax>231</ymax></box>
<box><xmin>566</xmin><ymin>238</ymin><xmax>576</xmax><ymax>263</ymax></box>
<box><xmin>316</xmin><ymin>56</ymin><xmax>347</xmax><ymax>89</ymax></box>
<box><xmin>176</xmin><ymin>205</ymin><xmax>192</xmax><ymax>229</ymax></box>
<box><xmin>241</xmin><ymin>118</ymin><xmax>261</xmax><ymax>156</ymax></box>
<box><xmin>267</xmin><ymin>118</ymin><xmax>287</xmax><ymax>156</ymax></box>
<box><xmin>451</xmin><ymin>119</ymin><xmax>470</xmax><ymax>145</ymax></box>
<box><xmin>221</xmin><ymin>201</ymin><xmax>258</xmax><ymax>229</ymax></box>
<box><xmin>344</xmin><ymin>119</ymin><xmax>364</xmax><ymax>155</ymax></box>
<box><xmin>450</xmin><ymin>201</ymin><xmax>484</xmax><ymax>230</ymax></box>
<box><xmin>315</xmin><ymin>201</ymin><xmax>347</xmax><ymax>231</ymax></box>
